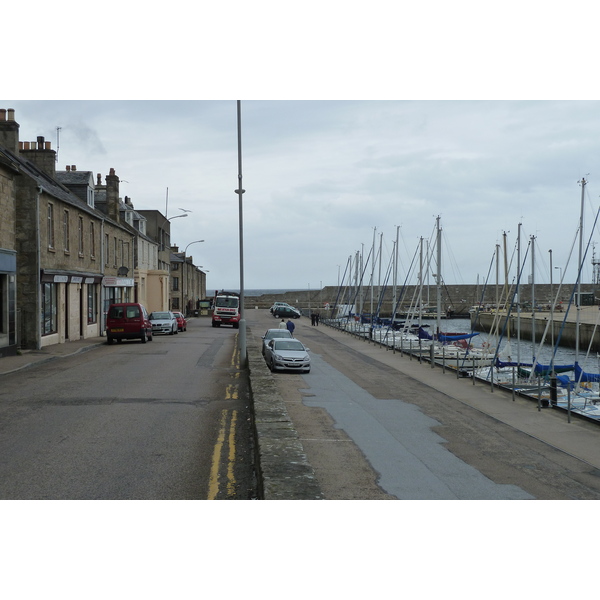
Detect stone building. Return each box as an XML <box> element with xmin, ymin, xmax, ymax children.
<box><xmin>170</xmin><ymin>246</ymin><xmax>206</xmax><ymax>315</ymax></box>
<box><xmin>0</xmin><ymin>108</ymin><xmax>143</xmax><ymax>350</ymax></box>
<box><xmin>0</xmin><ymin>111</ymin><xmax>19</xmax><ymax>356</ymax></box>
<box><xmin>136</xmin><ymin>210</ymin><xmax>173</xmax><ymax>312</ymax></box>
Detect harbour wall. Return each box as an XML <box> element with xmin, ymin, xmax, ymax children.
<box><xmin>244</xmin><ymin>283</ymin><xmax>600</xmax><ymax>317</ymax></box>
<box><xmin>471</xmin><ymin>309</ymin><xmax>600</xmax><ymax>352</ymax></box>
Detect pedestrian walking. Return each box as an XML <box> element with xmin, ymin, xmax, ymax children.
<box><xmin>310</xmin><ymin>312</ymin><xmax>316</xmax><ymax>326</ymax></box>
<box><xmin>278</xmin><ymin>319</ymin><xmax>287</xmax><ymax>329</ymax></box>
<box><xmin>315</xmin><ymin>312</ymin><xmax>320</xmax><ymax>326</ymax></box>
<box><xmin>286</xmin><ymin>319</ymin><xmax>295</xmax><ymax>337</ymax></box>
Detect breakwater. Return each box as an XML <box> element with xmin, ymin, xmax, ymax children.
<box><xmin>243</xmin><ymin>283</ymin><xmax>599</xmax><ymax>318</ymax></box>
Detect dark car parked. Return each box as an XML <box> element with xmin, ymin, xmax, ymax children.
<box><xmin>272</xmin><ymin>305</ymin><xmax>301</xmax><ymax>319</ymax></box>
<box><xmin>106</xmin><ymin>302</ymin><xmax>153</xmax><ymax>344</ymax></box>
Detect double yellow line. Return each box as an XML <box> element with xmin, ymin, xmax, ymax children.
<box><xmin>207</xmin><ymin>333</ymin><xmax>241</xmax><ymax>499</ymax></box>
<box><xmin>207</xmin><ymin>409</ymin><xmax>238</xmax><ymax>499</ymax></box>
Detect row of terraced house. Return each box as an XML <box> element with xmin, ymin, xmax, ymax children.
<box><xmin>0</xmin><ymin>108</ymin><xmax>206</xmax><ymax>358</ymax></box>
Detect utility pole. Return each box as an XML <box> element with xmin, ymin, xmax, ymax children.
<box><xmin>235</xmin><ymin>101</ymin><xmax>246</xmax><ymax>366</ymax></box>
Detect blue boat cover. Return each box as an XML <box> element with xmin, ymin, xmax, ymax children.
<box><xmin>574</xmin><ymin>361</ymin><xmax>600</xmax><ymax>383</ymax></box>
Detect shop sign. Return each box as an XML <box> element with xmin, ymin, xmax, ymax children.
<box><xmin>103</xmin><ymin>277</ymin><xmax>135</xmax><ymax>287</ymax></box>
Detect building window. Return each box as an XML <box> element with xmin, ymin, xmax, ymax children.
<box><xmin>87</xmin><ymin>284</ymin><xmax>97</xmax><ymax>324</ymax></box>
<box><xmin>172</xmin><ymin>297</ymin><xmax>180</xmax><ymax>310</ymax></box>
<box><xmin>113</xmin><ymin>237</ymin><xmax>118</xmax><ymax>267</ymax></box>
<box><xmin>78</xmin><ymin>216</ymin><xmax>84</xmax><ymax>256</ymax></box>
<box><xmin>41</xmin><ymin>283</ymin><xmax>57</xmax><ymax>335</ymax></box>
<box><xmin>63</xmin><ymin>210</ymin><xmax>70</xmax><ymax>253</ymax></box>
<box><xmin>47</xmin><ymin>203</ymin><xmax>55</xmax><ymax>249</ymax></box>
<box><xmin>172</xmin><ymin>276</ymin><xmax>179</xmax><ymax>291</ymax></box>
<box><xmin>90</xmin><ymin>222</ymin><xmax>96</xmax><ymax>258</ymax></box>
<box><xmin>104</xmin><ymin>233</ymin><xmax>109</xmax><ymax>266</ymax></box>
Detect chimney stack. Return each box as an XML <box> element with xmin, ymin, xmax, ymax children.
<box><xmin>0</xmin><ymin>108</ymin><xmax>20</xmax><ymax>153</ymax></box>
<box><xmin>106</xmin><ymin>168</ymin><xmax>120</xmax><ymax>223</ymax></box>
<box><xmin>19</xmin><ymin>134</ymin><xmax>56</xmax><ymax>178</ymax></box>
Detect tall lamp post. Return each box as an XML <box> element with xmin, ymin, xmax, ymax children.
<box><xmin>182</xmin><ymin>240</ymin><xmax>204</xmax><ymax>316</ymax></box>
<box><xmin>235</xmin><ymin>100</ymin><xmax>246</xmax><ymax>366</ymax></box>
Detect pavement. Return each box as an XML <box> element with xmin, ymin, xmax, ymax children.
<box><xmin>311</xmin><ymin>322</ymin><xmax>600</xmax><ymax>472</ymax></box>
<box><xmin>0</xmin><ymin>336</ymin><xmax>107</xmax><ymax>376</ymax></box>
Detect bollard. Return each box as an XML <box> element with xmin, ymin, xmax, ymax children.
<box><xmin>549</xmin><ymin>376</ymin><xmax>557</xmax><ymax>407</ymax></box>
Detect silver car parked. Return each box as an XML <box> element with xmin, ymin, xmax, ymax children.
<box><xmin>149</xmin><ymin>311</ymin><xmax>178</xmax><ymax>335</ymax></box>
<box><xmin>261</xmin><ymin>328</ymin><xmax>293</xmax><ymax>355</ymax></box>
<box><xmin>264</xmin><ymin>338</ymin><xmax>311</xmax><ymax>373</ymax></box>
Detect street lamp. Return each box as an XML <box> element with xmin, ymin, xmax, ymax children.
<box><xmin>182</xmin><ymin>240</ymin><xmax>204</xmax><ymax>316</ymax></box>
<box><xmin>554</xmin><ymin>266</ymin><xmax>563</xmax><ymax>282</ymax></box>
<box><xmin>235</xmin><ymin>100</ymin><xmax>246</xmax><ymax>367</ymax></box>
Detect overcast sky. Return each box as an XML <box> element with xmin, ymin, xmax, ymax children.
<box><xmin>4</xmin><ymin>99</ymin><xmax>600</xmax><ymax>293</ymax></box>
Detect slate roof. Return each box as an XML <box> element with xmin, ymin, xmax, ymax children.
<box><xmin>0</xmin><ymin>145</ymin><xmax>99</xmax><ymax>219</ymax></box>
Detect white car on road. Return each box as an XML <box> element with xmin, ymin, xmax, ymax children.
<box><xmin>149</xmin><ymin>311</ymin><xmax>178</xmax><ymax>335</ymax></box>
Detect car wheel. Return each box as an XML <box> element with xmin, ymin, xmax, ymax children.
<box><xmin>233</xmin><ymin>322</ymin><xmax>239</xmax><ymax>329</ymax></box>
<box><xmin>148</xmin><ymin>331</ymin><xmax>153</xmax><ymax>341</ymax></box>
<box><xmin>107</xmin><ymin>337</ymin><xmax>114</xmax><ymax>345</ymax></box>
<box><xmin>169</xmin><ymin>327</ymin><xmax>174</xmax><ymax>335</ymax></box>
<box><xmin>141</xmin><ymin>329</ymin><xmax>147</xmax><ymax>343</ymax></box>
<box><xmin>174</xmin><ymin>327</ymin><xmax>178</xmax><ymax>334</ymax></box>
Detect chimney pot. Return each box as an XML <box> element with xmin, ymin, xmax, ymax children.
<box><xmin>66</xmin><ymin>165</ymin><xmax>70</xmax><ymax>172</ymax></box>
<box><xmin>71</xmin><ymin>165</ymin><xmax>76</xmax><ymax>171</ymax></box>
<box><xmin>97</xmin><ymin>173</ymin><xmax>101</xmax><ymax>185</ymax></box>
<box><xmin>45</xmin><ymin>142</ymin><xmax>51</xmax><ymax>150</ymax></box>
<box><xmin>7</xmin><ymin>109</ymin><xmax>15</xmax><ymax>121</ymax></box>
<box><xmin>24</xmin><ymin>142</ymin><xmax>30</xmax><ymax>150</ymax></box>
<box><xmin>0</xmin><ymin>109</ymin><xmax>5</xmax><ymax>121</ymax></box>
<box><xmin>37</xmin><ymin>136</ymin><xmax>45</xmax><ymax>148</ymax></box>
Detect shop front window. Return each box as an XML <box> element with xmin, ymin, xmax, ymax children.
<box><xmin>42</xmin><ymin>283</ymin><xmax>57</xmax><ymax>335</ymax></box>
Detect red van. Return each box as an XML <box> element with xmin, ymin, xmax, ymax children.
<box><xmin>106</xmin><ymin>302</ymin><xmax>153</xmax><ymax>344</ymax></box>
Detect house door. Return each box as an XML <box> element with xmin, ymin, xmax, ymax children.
<box><xmin>65</xmin><ymin>284</ymin><xmax>69</xmax><ymax>341</ymax></box>
<box><xmin>80</xmin><ymin>286</ymin><xmax>84</xmax><ymax>338</ymax></box>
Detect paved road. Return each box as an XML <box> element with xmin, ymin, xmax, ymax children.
<box><xmin>247</xmin><ymin>309</ymin><xmax>600</xmax><ymax>499</ymax></box>
<box><xmin>0</xmin><ymin>318</ymin><xmax>255</xmax><ymax>499</ymax></box>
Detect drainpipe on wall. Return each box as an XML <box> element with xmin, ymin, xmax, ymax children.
<box><xmin>100</xmin><ymin>218</ymin><xmax>105</xmax><ymax>336</ymax></box>
<box><xmin>35</xmin><ymin>186</ymin><xmax>42</xmax><ymax>350</ymax></box>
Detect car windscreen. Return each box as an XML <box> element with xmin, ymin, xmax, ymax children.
<box><xmin>273</xmin><ymin>340</ymin><xmax>305</xmax><ymax>351</ymax></box>
<box><xmin>216</xmin><ymin>298</ymin><xmax>239</xmax><ymax>308</ymax></box>
<box><xmin>265</xmin><ymin>330</ymin><xmax>292</xmax><ymax>339</ymax></box>
<box><xmin>150</xmin><ymin>312</ymin><xmax>171</xmax><ymax>319</ymax></box>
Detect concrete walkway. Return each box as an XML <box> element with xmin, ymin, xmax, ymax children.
<box><xmin>314</xmin><ymin>322</ymin><xmax>600</xmax><ymax>471</ymax></box>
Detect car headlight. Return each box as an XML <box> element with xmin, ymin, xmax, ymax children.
<box><xmin>273</xmin><ymin>353</ymin><xmax>283</xmax><ymax>361</ymax></box>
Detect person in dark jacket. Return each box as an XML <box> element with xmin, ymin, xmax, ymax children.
<box><xmin>286</xmin><ymin>319</ymin><xmax>295</xmax><ymax>337</ymax></box>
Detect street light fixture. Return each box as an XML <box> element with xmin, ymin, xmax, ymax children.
<box><xmin>167</xmin><ymin>213</ymin><xmax>188</xmax><ymax>222</ymax></box>
<box><xmin>554</xmin><ymin>266</ymin><xmax>563</xmax><ymax>282</ymax></box>
<box><xmin>182</xmin><ymin>240</ymin><xmax>204</xmax><ymax>316</ymax></box>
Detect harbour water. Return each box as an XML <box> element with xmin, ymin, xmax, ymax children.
<box><xmin>433</xmin><ymin>317</ymin><xmax>600</xmax><ymax>373</ymax></box>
